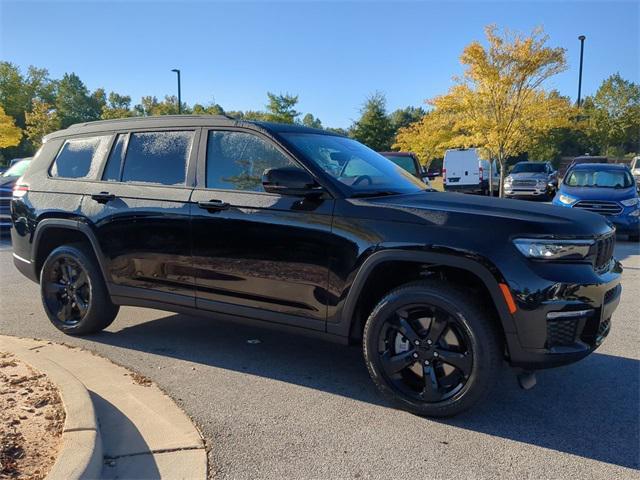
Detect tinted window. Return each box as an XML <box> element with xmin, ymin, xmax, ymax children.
<box><xmin>51</xmin><ymin>136</ymin><xmax>111</xmax><ymax>179</ymax></box>
<box><xmin>102</xmin><ymin>134</ymin><xmax>127</xmax><ymax>181</ymax></box>
<box><xmin>121</xmin><ymin>131</ymin><xmax>192</xmax><ymax>185</ymax></box>
<box><xmin>281</xmin><ymin>133</ymin><xmax>424</xmax><ymax>195</ymax></box>
<box><xmin>383</xmin><ymin>155</ymin><xmax>417</xmax><ymax>175</ymax></box>
<box><xmin>206</xmin><ymin>131</ymin><xmax>300</xmax><ymax>191</ymax></box>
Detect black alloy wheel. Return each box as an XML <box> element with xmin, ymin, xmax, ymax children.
<box><xmin>377</xmin><ymin>304</ymin><xmax>473</xmax><ymax>402</ymax></box>
<box><xmin>40</xmin><ymin>244</ymin><xmax>119</xmax><ymax>335</ymax></box>
<box><xmin>363</xmin><ymin>280</ymin><xmax>502</xmax><ymax>417</ymax></box>
<box><xmin>43</xmin><ymin>255</ymin><xmax>91</xmax><ymax>325</ymax></box>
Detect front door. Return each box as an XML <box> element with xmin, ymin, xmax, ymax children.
<box><xmin>191</xmin><ymin>128</ymin><xmax>334</xmax><ymax>331</ymax></box>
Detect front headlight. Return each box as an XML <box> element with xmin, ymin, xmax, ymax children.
<box><xmin>620</xmin><ymin>197</ymin><xmax>639</xmax><ymax>207</ymax></box>
<box><xmin>505</xmin><ymin>176</ymin><xmax>513</xmax><ymax>184</ymax></box>
<box><xmin>513</xmin><ymin>238</ymin><xmax>593</xmax><ymax>260</ymax></box>
<box><xmin>558</xmin><ymin>194</ymin><xmax>576</xmax><ymax>205</ymax></box>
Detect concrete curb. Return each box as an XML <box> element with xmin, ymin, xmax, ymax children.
<box><xmin>4</xmin><ymin>347</ymin><xmax>103</xmax><ymax>480</ymax></box>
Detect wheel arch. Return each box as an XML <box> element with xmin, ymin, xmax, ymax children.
<box><xmin>32</xmin><ymin>218</ymin><xmax>111</xmax><ymax>290</ymax></box>
<box><xmin>336</xmin><ymin>250</ymin><xmax>516</xmax><ymax>341</ymax></box>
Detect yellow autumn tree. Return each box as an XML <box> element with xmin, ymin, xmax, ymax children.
<box><xmin>25</xmin><ymin>99</ymin><xmax>61</xmax><ymax>148</ymax></box>
<box><xmin>0</xmin><ymin>106</ymin><xmax>23</xmax><ymax>149</ymax></box>
<box><xmin>396</xmin><ymin>25</ymin><xmax>573</xmax><ymax>196</ymax></box>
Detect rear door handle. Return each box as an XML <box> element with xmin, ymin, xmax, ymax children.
<box><xmin>91</xmin><ymin>192</ymin><xmax>116</xmax><ymax>204</ymax></box>
<box><xmin>198</xmin><ymin>199</ymin><xmax>230</xmax><ymax>212</ymax></box>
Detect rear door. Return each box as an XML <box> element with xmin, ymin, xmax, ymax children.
<box><xmin>80</xmin><ymin>129</ymin><xmax>198</xmax><ymax>306</ymax></box>
<box><xmin>190</xmin><ymin>128</ymin><xmax>334</xmax><ymax>331</ymax></box>
<box><xmin>445</xmin><ymin>150</ymin><xmax>479</xmax><ymax>187</ymax></box>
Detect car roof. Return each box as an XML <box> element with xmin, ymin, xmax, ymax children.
<box><xmin>515</xmin><ymin>161</ymin><xmax>547</xmax><ymax>165</ymax></box>
<box><xmin>379</xmin><ymin>152</ymin><xmax>414</xmax><ymax>157</ymax></box>
<box><xmin>43</xmin><ymin>115</ymin><xmax>335</xmax><ymax>141</ymax></box>
<box><xmin>570</xmin><ymin>163</ymin><xmax>628</xmax><ymax>170</ymax></box>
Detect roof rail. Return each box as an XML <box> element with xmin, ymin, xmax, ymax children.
<box><xmin>66</xmin><ymin>114</ymin><xmax>234</xmax><ymax>129</ymax></box>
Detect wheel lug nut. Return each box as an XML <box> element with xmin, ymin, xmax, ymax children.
<box><xmin>433</xmin><ymin>352</ymin><xmax>439</xmax><ymax>358</ymax></box>
<box><xmin>412</xmin><ymin>353</ymin><xmax>419</xmax><ymax>359</ymax></box>
<box><xmin>427</xmin><ymin>340</ymin><xmax>432</xmax><ymax>345</ymax></box>
<box><xmin>414</xmin><ymin>340</ymin><xmax>420</xmax><ymax>346</ymax></box>
<box><xmin>424</xmin><ymin>360</ymin><xmax>430</xmax><ymax>365</ymax></box>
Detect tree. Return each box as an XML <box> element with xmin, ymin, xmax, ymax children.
<box><xmin>101</xmin><ymin>92</ymin><xmax>134</xmax><ymax>120</ymax></box>
<box><xmin>301</xmin><ymin>113</ymin><xmax>322</xmax><ymax>129</ymax></box>
<box><xmin>0</xmin><ymin>106</ymin><xmax>22</xmax><ymax>149</ymax></box>
<box><xmin>192</xmin><ymin>103</ymin><xmax>225</xmax><ymax>116</ymax></box>
<box><xmin>264</xmin><ymin>93</ymin><xmax>300</xmax><ymax>123</ymax></box>
<box><xmin>25</xmin><ymin>100</ymin><xmax>60</xmax><ymax>148</ymax></box>
<box><xmin>582</xmin><ymin>74</ymin><xmax>640</xmax><ymax>157</ymax></box>
<box><xmin>350</xmin><ymin>92</ymin><xmax>395</xmax><ymax>151</ymax></box>
<box><xmin>390</xmin><ymin>106</ymin><xmax>426</xmax><ymax>131</ymax></box>
<box><xmin>56</xmin><ymin>73</ymin><xmax>103</xmax><ymax>127</ymax></box>
<box><xmin>396</xmin><ymin>26</ymin><xmax>570</xmax><ymax>196</ymax></box>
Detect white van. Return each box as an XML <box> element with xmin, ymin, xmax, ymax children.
<box><xmin>443</xmin><ymin>148</ymin><xmax>499</xmax><ymax>195</ymax></box>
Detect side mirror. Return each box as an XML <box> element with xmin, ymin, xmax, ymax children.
<box><xmin>262</xmin><ymin>167</ymin><xmax>323</xmax><ymax>197</ymax></box>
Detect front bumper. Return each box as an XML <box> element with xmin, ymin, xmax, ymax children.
<box><xmin>504</xmin><ymin>184</ymin><xmax>550</xmax><ymax>197</ymax></box>
<box><xmin>609</xmin><ymin>215</ymin><xmax>640</xmax><ymax>236</ymax></box>
<box><xmin>503</xmin><ymin>255</ymin><xmax>622</xmax><ymax>370</ymax></box>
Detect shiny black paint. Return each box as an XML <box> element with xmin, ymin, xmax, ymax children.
<box><xmin>11</xmin><ymin>116</ymin><xmax>622</xmax><ymax>370</ymax></box>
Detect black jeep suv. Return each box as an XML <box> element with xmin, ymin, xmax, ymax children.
<box><xmin>11</xmin><ymin>116</ymin><xmax>622</xmax><ymax>417</ymax></box>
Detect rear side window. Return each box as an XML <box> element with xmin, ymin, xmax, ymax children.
<box><xmin>121</xmin><ymin>131</ymin><xmax>193</xmax><ymax>185</ymax></box>
<box><xmin>102</xmin><ymin>134</ymin><xmax>127</xmax><ymax>181</ymax></box>
<box><xmin>50</xmin><ymin>136</ymin><xmax>111</xmax><ymax>179</ymax></box>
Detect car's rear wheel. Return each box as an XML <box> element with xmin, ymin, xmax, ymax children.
<box><xmin>363</xmin><ymin>280</ymin><xmax>502</xmax><ymax>417</ymax></box>
<box><xmin>41</xmin><ymin>244</ymin><xmax>119</xmax><ymax>335</ymax></box>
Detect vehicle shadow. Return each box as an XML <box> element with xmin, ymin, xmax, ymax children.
<box><xmin>89</xmin><ymin>312</ymin><xmax>640</xmax><ymax>470</ymax></box>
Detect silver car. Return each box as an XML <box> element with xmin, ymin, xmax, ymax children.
<box><xmin>504</xmin><ymin>161</ymin><xmax>558</xmax><ymax>200</ymax></box>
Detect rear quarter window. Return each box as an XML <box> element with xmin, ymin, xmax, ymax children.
<box><xmin>50</xmin><ymin>136</ymin><xmax>111</xmax><ymax>179</ymax></box>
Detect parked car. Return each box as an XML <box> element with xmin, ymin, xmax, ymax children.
<box><xmin>12</xmin><ymin>116</ymin><xmax>621</xmax><ymax>417</ymax></box>
<box><xmin>630</xmin><ymin>156</ymin><xmax>640</xmax><ymax>190</ymax></box>
<box><xmin>379</xmin><ymin>152</ymin><xmax>431</xmax><ymax>185</ymax></box>
<box><xmin>504</xmin><ymin>161</ymin><xmax>558</xmax><ymax>200</ymax></box>
<box><xmin>1</xmin><ymin>158</ymin><xmax>32</xmax><ymax>230</ymax></box>
<box><xmin>553</xmin><ymin>163</ymin><xmax>639</xmax><ymax>241</ymax></box>
<box><xmin>570</xmin><ymin>155</ymin><xmax>608</xmax><ymax>168</ymax></box>
<box><xmin>443</xmin><ymin>148</ymin><xmax>499</xmax><ymax>195</ymax></box>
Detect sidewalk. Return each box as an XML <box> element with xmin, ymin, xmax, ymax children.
<box><xmin>0</xmin><ymin>335</ymin><xmax>207</xmax><ymax>479</ymax></box>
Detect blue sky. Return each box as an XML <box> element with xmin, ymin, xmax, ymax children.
<box><xmin>1</xmin><ymin>1</ymin><xmax>638</xmax><ymax>127</ymax></box>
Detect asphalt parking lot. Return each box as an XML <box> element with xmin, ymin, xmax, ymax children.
<box><xmin>0</xmin><ymin>233</ymin><xmax>638</xmax><ymax>479</ymax></box>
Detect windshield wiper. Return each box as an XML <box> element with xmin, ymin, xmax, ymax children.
<box><xmin>350</xmin><ymin>190</ymin><xmax>402</xmax><ymax>198</ymax></box>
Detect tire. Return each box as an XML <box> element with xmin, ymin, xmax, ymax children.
<box><xmin>40</xmin><ymin>243</ymin><xmax>119</xmax><ymax>335</ymax></box>
<box><xmin>362</xmin><ymin>280</ymin><xmax>502</xmax><ymax>417</ymax></box>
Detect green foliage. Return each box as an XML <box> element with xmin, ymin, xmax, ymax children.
<box><xmin>101</xmin><ymin>92</ymin><xmax>135</xmax><ymax>120</ymax></box>
<box><xmin>25</xmin><ymin>99</ymin><xmax>60</xmax><ymax>148</ymax></box>
<box><xmin>301</xmin><ymin>113</ymin><xmax>322</xmax><ymax>129</ymax></box>
<box><xmin>264</xmin><ymin>93</ymin><xmax>300</xmax><ymax>124</ymax></box>
<box><xmin>582</xmin><ymin>74</ymin><xmax>640</xmax><ymax>157</ymax></box>
<box><xmin>55</xmin><ymin>73</ymin><xmax>103</xmax><ymax>128</ymax></box>
<box><xmin>389</xmin><ymin>106</ymin><xmax>426</xmax><ymax>131</ymax></box>
<box><xmin>350</xmin><ymin>92</ymin><xmax>395</xmax><ymax>151</ymax></box>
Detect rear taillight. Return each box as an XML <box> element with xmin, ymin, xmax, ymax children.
<box><xmin>443</xmin><ymin>168</ymin><xmax>447</xmax><ymax>182</ymax></box>
<box><xmin>479</xmin><ymin>166</ymin><xmax>484</xmax><ymax>180</ymax></box>
<box><xmin>12</xmin><ymin>183</ymin><xmax>29</xmax><ymax>198</ymax></box>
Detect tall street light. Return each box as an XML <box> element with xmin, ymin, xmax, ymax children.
<box><xmin>577</xmin><ymin>36</ymin><xmax>586</xmax><ymax>107</ymax></box>
<box><xmin>171</xmin><ymin>69</ymin><xmax>182</xmax><ymax>114</ymax></box>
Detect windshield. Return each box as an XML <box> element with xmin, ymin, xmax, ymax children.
<box><xmin>511</xmin><ymin>163</ymin><xmax>546</xmax><ymax>174</ymax></box>
<box><xmin>382</xmin><ymin>155</ymin><xmax>417</xmax><ymax>175</ymax></box>
<box><xmin>281</xmin><ymin>133</ymin><xmax>425</xmax><ymax>196</ymax></box>
<box><xmin>565</xmin><ymin>169</ymin><xmax>634</xmax><ymax>188</ymax></box>
<box><xmin>2</xmin><ymin>160</ymin><xmax>31</xmax><ymax>177</ymax></box>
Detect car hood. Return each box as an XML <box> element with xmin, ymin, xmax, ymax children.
<box><xmin>357</xmin><ymin>191</ymin><xmax>613</xmax><ymax>238</ymax></box>
<box><xmin>508</xmin><ymin>172</ymin><xmax>548</xmax><ymax>180</ymax></box>
<box><xmin>560</xmin><ymin>185</ymin><xmax>638</xmax><ymax>202</ymax></box>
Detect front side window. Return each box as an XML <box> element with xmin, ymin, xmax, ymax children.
<box><xmin>206</xmin><ymin>131</ymin><xmax>300</xmax><ymax>192</ymax></box>
<box><xmin>281</xmin><ymin>133</ymin><xmax>424</xmax><ymax>196</ymax></box>
<box><xmin>50</xmin><ymin>135</ymin><xmax>111</xmax><ymax>179</ymax></box>
<box><xmin>121</xmin><ymin>131</ymin><xmax>193</xmax><ymax>185</ymax></box>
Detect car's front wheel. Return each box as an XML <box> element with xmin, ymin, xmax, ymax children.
<box><xmin>363</xmin><ymin>280</ymin><xmax>502</xmax><ymax>417</ymax></box>
<box><xmin>40</xmin><ymin>244</ymin><xmax>119</xmax><ymax>335</ymax></box>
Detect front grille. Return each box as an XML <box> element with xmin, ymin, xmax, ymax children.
<box><xmin>513</xmin><ymin>179</ymin><xmax>537</xmax><ymax>187</ymax></box>
<box><xmin>594</xmin><ymin>233</ymin><xmax>615</xmax><ymax>271</ymax></box>
<box><xmin>547</xmin><ymin>319</ymin><xmax>578</xmax><ymax>347</ymax></box>
<box><xmin>0</xmin><ymin>197</ymin><xmax>10</xmax><ymax>207</ymax></box>
<box><xmin>574</xmin><ymin>200</ymin><xmax>622</xmax><ymax>216</ymax></box>
<box><xmin>604</xmin><ymin>284</ymin><xmax>621</xmax><ymax>304</ymax></box>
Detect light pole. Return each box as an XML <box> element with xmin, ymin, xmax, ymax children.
<box><xmin>577</xmin><ymin>36</ymin><xmax>586</xmax><ymax>107</ymax></box>
<box><xmin>171</xmin><ymin>69</ymin><xmax>181</xmax><ymax>114</ymax></box>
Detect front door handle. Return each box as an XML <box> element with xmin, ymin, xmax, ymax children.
<box><xmin>198</xmin><ymin>199</ymin><xmax>230</xmax><ymax>212</ymax></box>
<box><xmin>91</xmin><ymin>192</ymin><xmax>116</xmax><ymax>204</ymax></box>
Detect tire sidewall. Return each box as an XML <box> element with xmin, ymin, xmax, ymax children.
<box><xmin>363</xmin><ymin>284</ymin><xmax>495</xmax><ymax>416</ymax></box>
